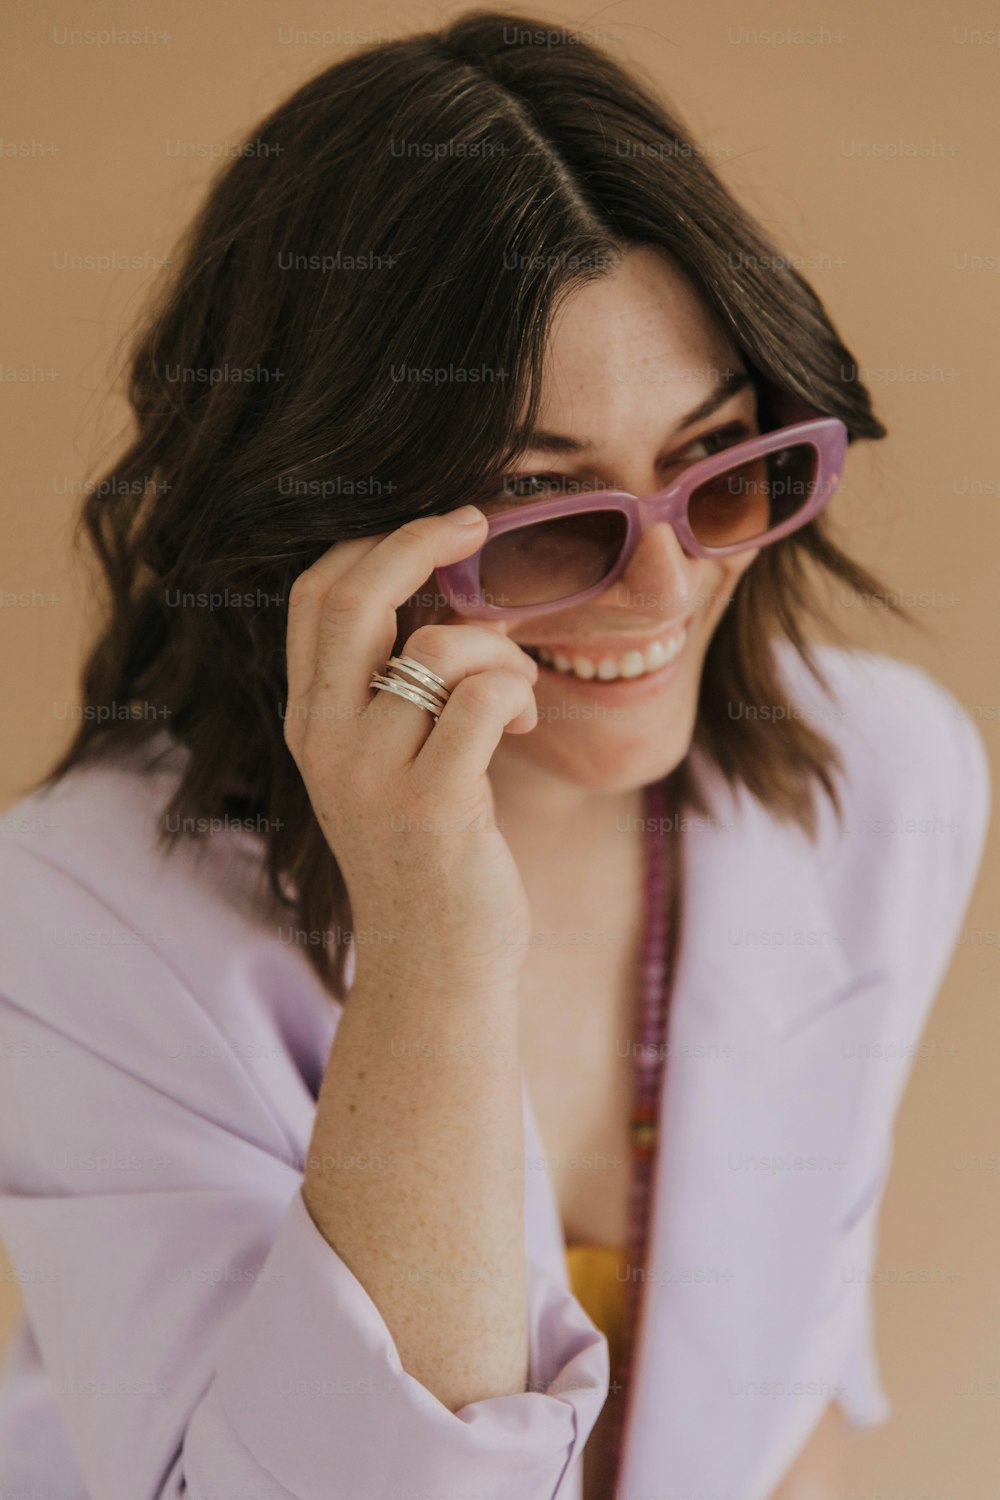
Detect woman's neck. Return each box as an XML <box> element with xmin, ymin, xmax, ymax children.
<box><xmin>488</xmin><ymin>754</ymin><xmax>646</xmax><ymax>874</ymax></box>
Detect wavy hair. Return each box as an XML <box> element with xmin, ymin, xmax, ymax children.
<box><xmin>41</xmin><ymin>8</ymin><xmax>918</xmax><ymax>1001</ymax></box>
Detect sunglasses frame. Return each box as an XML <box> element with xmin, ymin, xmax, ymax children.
<box><xmin>434</xmin><ymin>413</ymin><xmax>848</xmax><ymax>619</ymax></box>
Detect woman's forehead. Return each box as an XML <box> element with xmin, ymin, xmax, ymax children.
<box><xmin>525</xmin><ymin>249</ymin><xmax>746</xmax><ymax>426</ymax></box>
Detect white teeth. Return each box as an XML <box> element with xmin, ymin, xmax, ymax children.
<box><xmin>532</xmin><ymin>627</ymin><xmax>687</xmax><ymax>681</ymax></box>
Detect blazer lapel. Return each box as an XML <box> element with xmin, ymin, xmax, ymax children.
<box><xmin>519</xmin><ymin>746</ymin><xmax>895</xmax><ymax>1498</ymax></box>
<box><xmin>618</xmin><ymin>752</ymin><xmax>894</xmax><ymax>1497</ymax></box>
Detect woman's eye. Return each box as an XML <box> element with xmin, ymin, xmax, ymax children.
<box><xmin>494</xmin><ymin>423</ymin><xmax>756</xmax><ymax>503</ymax></box>
<box><xmin>498</xmin><ymin>473</ymin><xmax>552</xmax><ymax>499</ymax></box>
<box><xmin>673</xmin><ymin>421</ymin><xmax>754</xmax><ymax>466</ymax></box>
<box><xmin>496</xmin><ymin>473</ymin><xmax>599</xmax><ymax>500</ymax></box>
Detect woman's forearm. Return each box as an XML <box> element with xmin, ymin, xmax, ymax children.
<box><xmin>301</xmin><ymin>968</ymin><xmax>529</xmax><ymax>1413</ymax></box>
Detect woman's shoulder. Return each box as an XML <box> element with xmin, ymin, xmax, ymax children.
<box><xmin>0</xmin><ymin>733</ymin><xmax>338</xmax><ymax>1082</ymax></box>
<box><xmin>765</xmin><ymin>641</ymin><xmax>991</xmax><ymax>987</ymax></box>
<box><xmin>0</xmin><ymin>730</ymin><xmax>277</xmax><ymax>933</ymax></box>
<box><xmin>774</xmin><ymin>638</ymin><xmax>991</xmax><ymax>830</ymax></box>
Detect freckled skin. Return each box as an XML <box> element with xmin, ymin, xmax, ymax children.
<box><xmin>474</xmin><ymin>244</ymin><xmax>762</xmax><ymax>823</ymax></box>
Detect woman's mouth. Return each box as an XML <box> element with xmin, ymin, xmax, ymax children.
<box><xmin>521</xmin><ymin>619</ymin><xmax>690</xmax><ymax>684</ymax></box>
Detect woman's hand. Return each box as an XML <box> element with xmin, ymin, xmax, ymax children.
<box><xmin>283</xmin><ymin>506</ymin><xmax>540</xmax><ymax>996</ymax></box>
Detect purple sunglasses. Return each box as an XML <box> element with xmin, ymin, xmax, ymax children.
<box><xmin>434</xmin><ymin>391</ymin><xmax>847</xmax><ymax>620</ymax></box>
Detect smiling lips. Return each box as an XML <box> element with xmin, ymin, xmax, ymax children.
<box><xmin>521</xmin><ymin>618</ymin><xmax>691</xmax><ymax>681</ymax></box>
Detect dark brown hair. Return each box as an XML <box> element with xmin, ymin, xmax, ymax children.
<box><xmin>41</xmin><ymin>8</ymin><xmax>918</xmax><ymax>1002</ymax></box>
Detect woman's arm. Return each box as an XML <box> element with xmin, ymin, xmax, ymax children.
<box><xmin>0</xmin><ymin>841</ymin><xmax>607</xmax><ymax>1500</ymax></box>
<box><xmin>283</xmin><ymin>509</ymin><xmax>546</xmax><ymax>1413</ymax></box>
<box><xmin>302</xmin><ymin>964</ymin><xmax>530</xmax><ymax>1412</ymax></box>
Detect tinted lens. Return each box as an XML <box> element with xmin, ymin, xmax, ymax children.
<box><xmin>688</xmin><ymin>442</ymin><xmax>818</xmax><ymax>548</ymax></box>
<box><xmin>479</xmin><ymin>510</ymin><xmax>629</xmax><ymax>608</ymax></box>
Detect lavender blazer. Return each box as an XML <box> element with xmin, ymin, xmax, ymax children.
<box><xmin>0</xmin><ymin>644</ymin><xmax>990</xmax><ymax>1499</ymax></box>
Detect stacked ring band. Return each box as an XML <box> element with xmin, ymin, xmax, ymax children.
<box><xmin>368</xmin><ymin>654</ymin><xmax>451</xmax><ymax>720</ymax></box>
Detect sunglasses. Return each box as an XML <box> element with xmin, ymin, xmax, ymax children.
<box><xmin>434</xmin><ymin>404</ymin><xmax>847</xmax><ymax>620</ymax></box>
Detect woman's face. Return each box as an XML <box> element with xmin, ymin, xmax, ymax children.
<box><xmin>442</xmin><ymin>244</ymin><xmax>763</xmax><ymax>796</ymax></box>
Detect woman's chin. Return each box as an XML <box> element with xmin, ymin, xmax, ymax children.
<box><xmin>512</xmin><ymin>717</ymin><xmax>695</xmax><ymax>796</ymax></box>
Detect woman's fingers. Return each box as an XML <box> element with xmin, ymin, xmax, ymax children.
<box><xmin>409</xmin><ymin>666</ymin><xmax>538</xmax><ymax>803</ymax></box>
<box><xmin>285</xmin><ymin>533</ymin><xmax>383</xmax><ymax>711</ymax></box>
<box><xmin>285</xmin><ymin>508</ymin><xmax>488</xmax><ymax>715</ymax></box>
<box><xmin>284</xmin><ymin>508</ymin><xmax>539</xmax><ymax>780</ymax></box>
<box><xmin>367</xmin><ymin>621</ymin><xmax>539</xmax><ymax>766</ymax></box>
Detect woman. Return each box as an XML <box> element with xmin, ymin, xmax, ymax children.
<box><xmin>0</xmin><ymin>11</ymin><xmax>990</xmax><ymax>1500</ymax></box>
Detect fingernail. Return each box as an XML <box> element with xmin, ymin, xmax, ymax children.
<box><xmin>449</xmin><ymin>505</ymin><xmax>486</xmax><ymax>526</ymax></box>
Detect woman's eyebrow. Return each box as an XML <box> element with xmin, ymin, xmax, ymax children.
<box><xmin>511</xmin><ymin>367</ymin><xmax>753</xmax><ymax>454</ymax></box>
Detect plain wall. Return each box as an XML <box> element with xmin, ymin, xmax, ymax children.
<box><xmin>1</xmin><ymin>1</ymin><xmax>998</xmax><ymax>1494</ymax></box>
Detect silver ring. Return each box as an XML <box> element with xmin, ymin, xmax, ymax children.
<box><xmin>369</xmin><ymin>673</ymin><xmax>445</xmax><ymax>719</ymax></box>
<box><xmin>368</xmin><ymin>653</ymin><xmax>452</xmax><ymax>721</ymax></box>
<box><xmin>385</xmin><ymin>654</ymin><xmax>450</xmax><ymax>695</ymax></box>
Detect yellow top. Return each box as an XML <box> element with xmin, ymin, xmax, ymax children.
<box><xmin>564</xmin><ymin>1243</ymin><xmax>629</xmax><ymax>1374</ymax></box>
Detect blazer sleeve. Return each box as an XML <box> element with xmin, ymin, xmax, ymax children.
<box><xmin>0</xmin><ymin>848</ymin><xmax>607</xmax><ymax>1500</ymax></box>
<box><xmin>827</xmin><ymin>664</ymin><xmax>993</xmax><ymax>1428</ymax></box>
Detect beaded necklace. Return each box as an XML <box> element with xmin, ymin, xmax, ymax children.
<box><xmin>596</xmin><ymin>774</ymin><xmax>680</xmax><ymax>1497</ymax></box>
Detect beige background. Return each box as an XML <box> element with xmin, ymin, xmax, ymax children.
<box><xmin>2</xmin><ymin>0</ymin><xmax>998</xmax><ymax>1492</ymax></box>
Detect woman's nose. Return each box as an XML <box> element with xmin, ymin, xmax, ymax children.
<box><xmin>604</xmin><ymin>516</ymin><xmax>701</xmax><ymax>617</ymax></box>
